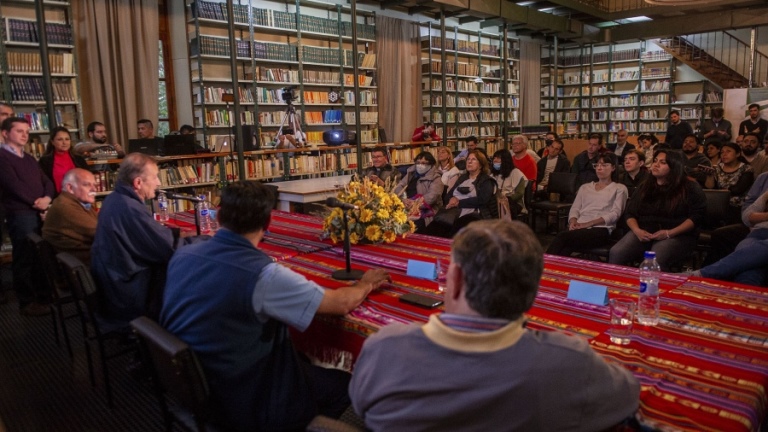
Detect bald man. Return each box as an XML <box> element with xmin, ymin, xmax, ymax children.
<box><xmin>42</xmin><ymin>168</ymin><xmax>99</xmax><ymax>265</ymax></box>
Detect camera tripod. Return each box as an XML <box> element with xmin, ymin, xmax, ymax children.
<box><xmin>274</xmin><ymin>97</ymin><xmax>306</xmax><ymax>148</ymax></box>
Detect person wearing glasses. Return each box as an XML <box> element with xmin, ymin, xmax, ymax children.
<box><xmin>609</xmin><ymin>149</ymin><xmax>706</xmax><ymax>271</ymax></box>
<box><xmin>394</xmin><ymin>151</ymin><xmax>444</xmax><ymax>229</ymax></box>
<box><xmin>547</xmin><ymin>153</ymin><xmax>628</xmax><ymax>257</ymax></box>
<box><xmin>363</xmin><ymin>147</ymin><xmax>401</xmax><ymax>187</ymax></box>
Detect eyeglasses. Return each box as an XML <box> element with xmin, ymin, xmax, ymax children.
<box><xmin>592</xmin><ymin>163</ymin><xmax>613</xmax><ymax>169</ymax></box>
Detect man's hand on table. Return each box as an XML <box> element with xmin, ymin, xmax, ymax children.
<box><xmin>317</xmin><ymin>268</ymin><xmax>391</xmax><ymax>315</ymax></box>
<box><xmin>360</xmin><ymin>268</ymin><xmax>391</xmax><ymax>294</ymax></box>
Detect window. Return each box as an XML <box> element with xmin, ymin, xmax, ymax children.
<box><xmin>157</xmin><ymin>1</ymin><xmax>175</xmax><ymax>136</ymax></box>
<box><xmin>158</xmin><ymin>40</ymin><xmax>169</xmax><ymax>137</ymax></box>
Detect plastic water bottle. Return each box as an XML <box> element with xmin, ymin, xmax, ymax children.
<box><xmin>157</xmin><ymin>192</ymin><xmax>169</xmax><ymax>222</ymax></box>
<box><xmin>197</xmin><ymin>195</ymin><xmax>211</xmax><ymax>234</ymax></box>
<box><xmin>637</xmin><ymin>251</ymin><xmax>661</xmax><ymax>326</ymax></box>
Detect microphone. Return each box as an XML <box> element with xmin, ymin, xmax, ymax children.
<box><xmin>325</xmin><ymin>197</ymin><xmax>358</xmax><ymax>210</ymax></box>
<box><xmin>160</xmin><ymin>191</ymin><xmax>205</xmax><ymax>203</ymax></box>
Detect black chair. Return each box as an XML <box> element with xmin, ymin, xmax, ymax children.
<box><xmin>529</xmin><ymin>172</ymin><xmax>578</xmax><ymax>233</ymax></box>
<box><xmin>694</xmin><ymin>189</ymin><xmax>731</xmax><ymax>268</ymax></box>
<box><xmin>27</xmin><ymin>233</ymin><xmax>77</xmax><ymax>358</ymax></box>
<box><xmin>56</xmin><ymin>252</ymin><xmax>137</xmax><ymax>408</ymax></box>
<box><xmin>130</xmin><ymin>316</ymin><xmax>217</xmax><ymax>432</ymax></box>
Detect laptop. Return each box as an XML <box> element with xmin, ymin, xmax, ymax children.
<box><xmin>163</xmin><ymin>134</ymin><xmax>197</xmax><ymax>156</ymax></box>
<box><xmin>212</xmin><ymin>135</ymin><xmax>231</xmax><ymax>153</ymax></box>
<box><xmin>128</xmin><ymin>138</ymin><xmax>162</xmax><ymax>156</ymax></box>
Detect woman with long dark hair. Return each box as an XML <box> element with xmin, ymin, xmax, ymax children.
<box><xmin>609</xmin><ymin>149</ymin><xmax>706</xmax><ymax>271</ymax></box>
<box><xmin>547</xmin><ymin>153</ymin><xmax>628</xmax><ymax>257</ymax></box>
<box><xmin>38</xmin><ymin>126</ymin><xmax>89</xmax><ymax>194</ymax></box>
<box><xmin>704</xmin><ymin>142</ymin><xmax>754</xmax><ymax>224</ymax></box>
<box><xmin>490</xmin><ymin>149</ymin><xmax>527</xmax><ymax>216</ymax></box>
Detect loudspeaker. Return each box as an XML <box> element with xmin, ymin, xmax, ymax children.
<box><xmin>241</xmin><ymin>125</ymin><xmax>259</xmax><ymax>151</ymax></box>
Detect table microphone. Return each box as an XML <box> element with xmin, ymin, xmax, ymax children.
<box><xmin>325</xmin><ymin>197</ymin><xmax>358</xmax><ymax>210</ymax></box>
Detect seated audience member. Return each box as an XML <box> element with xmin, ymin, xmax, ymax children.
<box><xmin>275</xmin><ymin>127</ymin><xmax>304</xmax><ymax>149</ymax></box>
<box><xmin>681</xmin><ymin>133</ymin><xmax>711</xmax><ymax>187</ymax></box>
<box><xmin>423</xmin><ymin>151</ymin><xmax>496</xmax><ymax>238</ymax></box>
<box><xmin>701</xmin><ymin>107</ymin><xmax>732</xmax><ymax>145</ymax></box>
<box><xmin>547</xmin><ymin>153</ymin><xmax>628</xmax><ymax>257</ymax></box>
<box><xmin>609</xmin><ymin>149</ymin><xmax>706</xmax><ymax>271</ymax></box>
<box><xmin>350</xmin><ymin>219</ymin><xmax>640</xmax><ymax>431</ymax></box>
<box><xmin>617</xmin><ymin>149</ymin><xmax>648</xmax><ymax>197</ymax></box>
<box><xmin>363</xmin><ymin>148</ymin><xmax>401</xmax><ymax>186</ymax></box>
<box><xmin>161</xmin><ymin>181</ymin><xmax>390</xmax><ymax>432</ymax></box>
<box><xmin>436</xmin><ymin>146</ymin><xmax>461</xmax><ymax>190</ymax></box>
<box><xmin>42</xmin><ymin>169</ymin><xmax>98</xmax><ymax>265</ymax></box>
<box><xmin>91</xmin><ymin>153</ymin><xmax>196</xmax><ymax>331</ymax></box>
<box><xmin>490</xmin><ymin>149</ymin><xmax>527</xmax><ymax>216</ymax></box>
<box><xmin>394</xmin><ymin>151</ymin><xmax>444</xmax><ymax>229</ymax></box>
<box><xmin>705</xmin><ymin>140</ymin><xmax>722</xmax><ymax>166</ymax></box>
<box><xmin>38</xmin><ymin>127</ymin><xmax>90</xmax><ymax>194</ymax></box>
<box><xmin>638</xmin><ymin>134</ymin><xmax>659</xmax><ymax>166</ymax></box>
<box><xmin>607</xmin><ymin>129</ymin><xmax>635</xmax><ymax>164</ymax></box>
<box><xmin>510</xmin><ymin>134</ymin><xmax>538</xmax><ymax>184</ymax></box>
<box><xmin>702</xmin><ymin>171</ymin><xmax>768</xmax><ymax>266</ymax></box>
<box><xmin>704</xmin><ymin>142</ymin><xmax>755</xmax><ymax>224</ymax></box>
<box><xmin>412</xmin><ymin>120</ymin><xmax>440</xmax><ymax>142</ymax></box>
<box><xmin>536</xmin><ymin>139</ymin><xmax>570</xmax><ymax>195</ymax></box>
<box><xmin>74</xmin><ymin>121</ymin><xmax>125</xmax><ymax>158</ymax></box>
<box><xmin>738</xmin><ymin>103</ymin><xmax>768</xmax><ymax>144</ymax></box>
<box><xmin>0</xmin><ymin>116</ymin><xmax>54</xmax><ymax>316</ymax></box>
<box><xmin>137</xmin><ymin>118</ymin><xmax>156</xmax><ymax>139</ymax></box>
<box><xmin>740</xmin><ymin>132</ymin><xmax>768</xmax><ymax>177</ymax></box>
<box><xmin>179</xmin><ymin>124</ymin><xmax>195</xmax><ymax>135</ymax></box>
<box><xmin>571</xmin><ymin>133</ymin><xmax>606</xmax><ymax>187</ymax></box>
<box><xmin>693</xmin><ymin>189</ymin><xmax>768</xmax><ymax>287</ymax></box>
<box><xmin>454</xmin><ymin>136</ymin><xmax>487</xmax><ymax>164</ymax></box>
<box><xmin>536</xmin><ymin>132</ymin><xmax>562</xmax><ymax>158</ymax></box>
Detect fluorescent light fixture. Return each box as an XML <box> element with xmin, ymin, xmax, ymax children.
<box><xmin>625</xmin><ymin>16</ymin><xmax>652</xmax><ymax>22</ymax></box>
<box><xmin>538</xmin><ymin>7</ymin><xmax>556</xmax><ymax>12</ymax></box>
<box><xmin>517</xmin><ymin>1</ymin><xmax>535</xmax><ymax>5</ymax></box>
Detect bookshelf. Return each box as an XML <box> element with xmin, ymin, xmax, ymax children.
<box><xmin>540</xmin><ymin>40</ymin><xmax>723</xmax><ymax>144</ymax></box>
<box><xmin>419</xmin><ymin>21</ymin><xmax>519</xmax><ymax>151</ymax></box>
<box><xmin>0</xmin><ymin>0</ymin><xmax>83</xmax><ymax>154</ymax></box>
<box><xmin>186</xmin><ymin>0</ymin><xmax>379</xmax><ymax>156</ymax></box>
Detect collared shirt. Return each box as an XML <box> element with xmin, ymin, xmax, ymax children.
<box><xmin>1</xmin><ymin>143</ymin><xmax>23</xmax><ymax>158</ymax></box>
<box><xmin>438</xmin><ymin>313</ymin><xmax>511</xmax><ymax>333</ymax></box>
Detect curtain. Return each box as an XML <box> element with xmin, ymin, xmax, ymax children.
<box><xmin>519</xmin><ymin>39</ymin><xmax>542</xmax><ymax>126</ymax></box>
<box><xmin>376</xmin><ymin>16</ymin><xmax>420</xmax><ymax>142</ymax></box>
<box><xmin>74</xmin><ymin>0</ymin><xmax>159</xmax><ymax>145</ymax></box>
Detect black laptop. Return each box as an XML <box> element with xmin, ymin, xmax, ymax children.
<box><xmin>163</xmin><ymin>134</ymin><xmax>197</xmax><ymax>156</ymax></box>
<box><xmin>128</xmin><ymin>138</ymin><xmax>162</xmax><ymax>156</ymax></box>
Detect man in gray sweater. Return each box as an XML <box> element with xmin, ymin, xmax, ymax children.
<box><xmin>350</xmin><ymin>219</ymin><xmax>640</xmax><ymax>431</ymax></box>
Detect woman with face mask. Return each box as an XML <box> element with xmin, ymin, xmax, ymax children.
<box><xmin>490</xmin><ymin>149</ymin><xmax>527</xmax><ymax>216</ymax></box>
<box><xmin>394</xmin><ymin>151</ymin><xmax>444</xmax><ymax>228</ymax></box>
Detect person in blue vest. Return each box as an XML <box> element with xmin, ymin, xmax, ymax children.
<box><xmin>160</xmin><ymin>181</ymin><xmax>390</xmax><ymax>432</ymax></box>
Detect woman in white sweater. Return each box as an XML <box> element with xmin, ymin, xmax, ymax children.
<box><xmin>546</xmin><ymin>153</ymin><xmax>628</xmax><ymax>257</ymax></box>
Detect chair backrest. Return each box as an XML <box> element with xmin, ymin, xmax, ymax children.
<box><xmin>56</xmin><ymin>252</ymin><xmax>100</xmax><ymax>322</ymax></box>
<box><xmin>27</xmin><ymin>233</ymin><xmax>68</xmax><ymax>294</ymax></box>
<box><xmin>702</xmin><ymin>189</ymin><xmax>731</xmax><ymax>230</ymax></box>
<box><xmin>130</xmin><ymin>316</ymin><xmax>211</xmax><ymax>428</ymax></box>
<box><xmin>547</xmin><ymin>172</ymin><xmax>578</xmax><ymax>199</ymax></box>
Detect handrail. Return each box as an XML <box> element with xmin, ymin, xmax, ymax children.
<box><xmin>677</xmin><ymin>31</ymin><xmax>767</xmax><ymax>87</ymax></box>
<box><xmin>723</xmin><ymin>30</ymin><xmax>768</xmax><ymax>59</ymax></box>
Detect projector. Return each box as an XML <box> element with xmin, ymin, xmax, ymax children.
<box><xmin>323</xmin><ymin>129</ymin><xmax>346</xmax><ymax>146</ymax></box>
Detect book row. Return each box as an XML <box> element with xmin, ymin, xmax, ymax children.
<box><xmin>422</xmin><ymin>37</ymin><xmax>517</xmax><ymax>58</ymax></box>
<box><xmin>249</xmin><ymin>67</ymin><xmax>375</xmax><ymax>87</ymax></box>
<box><xmin>9</xmin><ymin>77</ymin><xmax>76</xmax><ymax>102</ymax></box>
<box><xmin>6</xmin><ymin>19</ymin><xmax>73</xmax><ymax>46</ymax></box>
<box><xmin>4</xmin><ymin>51</ymin><xmax>74</xmax><ymax>74</ymax></box>
<box><xmin>191</xmin><ymin>1</ymin><xmax>375</xmax><ymax>40</ymax></box>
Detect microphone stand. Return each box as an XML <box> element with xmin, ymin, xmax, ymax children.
<box><xmin>332</xmin><ymin>208</ymin><xmax>364</xmax><ymax>280</ymax></box>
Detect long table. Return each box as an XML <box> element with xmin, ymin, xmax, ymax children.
<box><xmin>172</xmin><ymin>211</ymin><xmax>768</xmax><ymax>431</ymax></box>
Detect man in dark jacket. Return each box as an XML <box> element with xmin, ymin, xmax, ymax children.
<box><xmin>665</xmin><ymin>110</ymin><xmax>693</xmax><ymax>150</ymax></box>
<box><xmin>536</xmin><ymin>139</ymin><xmax>570</xmax><ymax>195</ymax></box>
<box><xmin>681</xmin><ymin>134</ymin><xmax>711</xmax><ymax>187</ymax></box>
<box><xmin>363</xmin><ymin>147</ymin><xmax>401</xmax><ymax>187</ymax></box>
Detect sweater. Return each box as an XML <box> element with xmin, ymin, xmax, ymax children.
<box><xmin>568</xmin><ymin>182</ymin><xmax>628</xmax><ymax>231</ymax></box>
<box><xmin>665</xmin><ymin>121</ymin><xmax>694</xmax><ymax>149</ymax></box>
<box><xmin>42</xmin><ymin>192</ymin><xmax>98</xmax><ymax>265</ymax></box>
<box><xmin>0</xmin><ymin>147</ymin><xmax>55</xmax><ymax>214</ymax></box>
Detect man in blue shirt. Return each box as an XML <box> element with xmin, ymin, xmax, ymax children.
<box><xmin>160</xmin><ymin>181</ymin><xmax>389</xmax><ymax>432</ymax></box>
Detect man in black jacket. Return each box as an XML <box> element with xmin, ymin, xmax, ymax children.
<box><xmin>665</xmin><ymin>110</ymin><xmax>693</xmax><ymax>150</ymax></box>
<box><xmin>536</xmin><ymin>139</ymin><xmax>570</xmax><ymax>195</ymax></box>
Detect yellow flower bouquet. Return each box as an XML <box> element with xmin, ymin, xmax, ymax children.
<box><xmin>323</xmin><ymin>175</ymin><xmax>415</xmax><ymax>244</ymax></box>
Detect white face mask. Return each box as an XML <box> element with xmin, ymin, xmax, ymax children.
<box><xmin>415</xmin><ymin>164</ymin><xmax>430</xmax><ymax>175</ymax></box>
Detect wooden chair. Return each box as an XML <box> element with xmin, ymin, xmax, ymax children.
<box><xmin>529</xmin><ymin>172</ymin><xmax>578</xmax><ymax>233</ymax></box>
<box><xmin>27</xmin><ymin>233</ymin><xmax>77</xmax><ymax>358</ymax></box>
<box><xmin>56</xmin><ymin>252</ymin><xmax>137</xmax><ymax>408</ymax></box>
<box><xmin>130</xmin><ymin>316</ymin><xmax>218</xmax><ymax>432</ymax></box>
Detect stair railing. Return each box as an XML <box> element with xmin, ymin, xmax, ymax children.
<box><xmin>679</xmin><ymin>31</ymin><xmax>768</xmax><ymax>87</ymax></box>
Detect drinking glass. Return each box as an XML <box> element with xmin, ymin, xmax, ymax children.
<box><xmin>436</xmin><ymin>258</ymin><xmax>449</xmax><ymax>293</ymax></box>
<box><xmin>609</xmin><ymin>299</ymin><xmax>635</xmax><ymax>345</ymax></box>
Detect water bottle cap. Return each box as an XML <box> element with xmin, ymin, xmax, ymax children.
<box><xmin>644</xmin><ymin>251</ymin><xmax>656</xmax><ymax>259</ymax></box>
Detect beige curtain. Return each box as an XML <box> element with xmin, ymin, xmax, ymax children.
<box><xmin>376</xmin><ymin>16</ymin><xmax>420</xmax><ymax>142</ymax></box>
<box><xmin>519</xmin><ymin>38</ymin><xmax>541</xmax><ymax>126</ymax></box>
<box><xmin>74</xmin><ymin>0</ymin><xmax>159</xmax><ymax>145</ymax></box>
